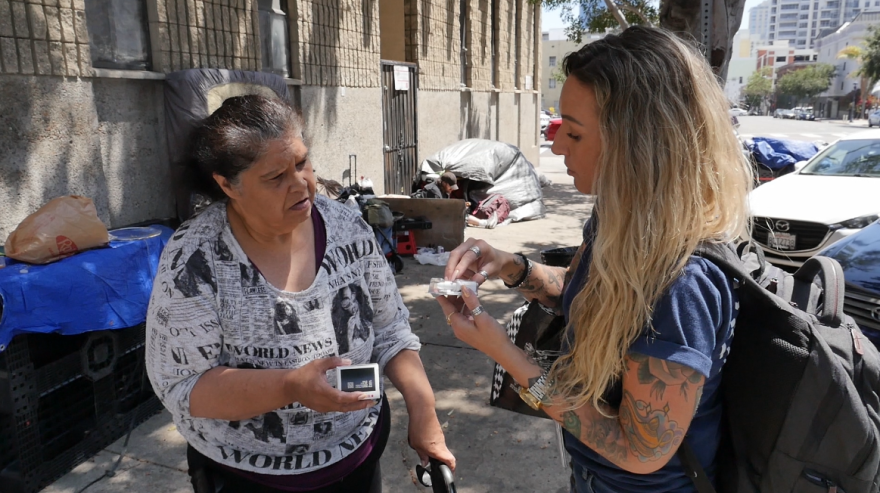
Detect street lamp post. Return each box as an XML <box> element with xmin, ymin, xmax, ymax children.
<box><xmin>851</xmin><ymin>83</ymin><xmax>858</xmax><ymax>121</ymax></box>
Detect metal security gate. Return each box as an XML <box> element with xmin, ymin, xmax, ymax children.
<box><xmin>381</xmin><ymin>61</ymin><xmax>419</xmax><ymax>195</ymax></box>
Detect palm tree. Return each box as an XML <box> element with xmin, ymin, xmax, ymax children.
<box><xmin>838</xmin><ymin>46</ymin><xmax>870</xmax><ymax>119</ymax></box>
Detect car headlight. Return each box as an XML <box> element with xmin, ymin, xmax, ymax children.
<box><xmin>829</xmin><ymin>214</ymin><xmax>880</xmax><ymax>230</ymax></box>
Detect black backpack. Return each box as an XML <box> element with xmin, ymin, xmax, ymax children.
<box><xmin>678</xmin><ymin>243</ymin><xmax>880</xmax><ymax>493</ymax></box>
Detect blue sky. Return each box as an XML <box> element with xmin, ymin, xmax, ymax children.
<box><xmin>542</xmin><ymin>0</ymin><xmax>766</xmax><ymax>30</ymax></box>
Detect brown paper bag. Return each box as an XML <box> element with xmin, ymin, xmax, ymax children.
<box><xmin>5</xmin><ymin>196</ymin><xmax>109</xmax><ymax>264</ymax></box>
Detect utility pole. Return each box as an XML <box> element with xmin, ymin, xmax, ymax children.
<box><xmin>850</xmin><ymin>83</ymin><xmax>857</xmax><ymax>121</ymax></box>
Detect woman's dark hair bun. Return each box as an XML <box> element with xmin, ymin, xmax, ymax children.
<box><xmin>185</xmin><ymin>95</ymin><xmax>305</xmax><ymax>201</ymax></box>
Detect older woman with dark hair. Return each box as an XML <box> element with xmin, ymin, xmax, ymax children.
<box><xmin>146</xmin><ymin>95</ymin><xmax>453</xmax><ymax>493</ymax></box>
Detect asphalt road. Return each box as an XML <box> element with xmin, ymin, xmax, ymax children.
<box><xmin>539</xmin><ymin>116</ymin><xmax>872</xmax><ymax>160</ymax></box>
<box><xmin>735</xmin><ymin>115</ymin><xmax>870</xmax><ymax>144</ymax></box>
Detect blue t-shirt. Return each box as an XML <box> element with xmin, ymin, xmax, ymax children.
<box><xmin>562</xmin><ymin>219</ymin><xmax>738</xmax><ymax>493</ymax></box>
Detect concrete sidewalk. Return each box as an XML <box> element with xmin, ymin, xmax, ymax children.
<box><xmin>42</xmin><ymin>153</ymin><xmax>591</xmax><ymax>493</ymax></box>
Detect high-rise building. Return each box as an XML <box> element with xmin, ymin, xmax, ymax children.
<box><xmin>768</xmin><ymin>0</ymin><xmax>879</xmax><ymax>50</ymax></box>
<box><xmin>750</xmin><ymin>1</ymin><xmax>773</xmax><ymax>45</ymax></box>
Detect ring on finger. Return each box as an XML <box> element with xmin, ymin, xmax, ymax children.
<box><xmin>479</xmin><ymin>270</ymin><xmax>490</xmax><ymax>281</ymax></box>
<box><xmin>471</xmin><ymin>305</ymin><xmax>485</xmax><ymax>317</ymax></box>
<box><xmin>468</xmin><ymin>246</ymin><xmax>482</xmax><ymax>258</ymax></box>
<box><xmin>446</xmin><ymin>312</ymin><xmax>454</xmax><ymax>325</ymax></box>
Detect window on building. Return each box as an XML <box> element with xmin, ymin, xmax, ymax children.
<box><xmin>875</xmin><ymin>1</ymin><xmax>880</xmax><ymax>6</ymax></box>
<box><xmin>739</xmin><ymin>76</ymin><xmax>743</xmax><ymax>83</ymax></box>
<box><xmin>83</xmin><ymin>0</ymin><xmax>152</xmax><ymax>70</ymax></box>
<box><xmin>777</xmin><ymin>56</ymin><xmax>788</xmax><ymax>62</ymax></box>
<box><xmin>813</xmin><ymin>54</ymin><xmax>818</xmax><ymax>60</ymax></box>
<box><xmin>843</xmin><ymin>62</ymin><xmax>847</xmax><ymax>70</ymax></box>
<box><xmin>258</xmin><ymin>0</ymin><xmax>291</xmax><ymax>78</ymax></box>
<box><xmin>542</xmin><ymin>33</ymin><xmax>549</xmax><ymax>41</ymax></box>
<box><xmin>781</xmin><ymin>3</ymin><xmax>799</xmax><ymax>9</ymax></box>
<box><xmin>842</xmin><ymin>81</ymin><xmax>845</xmax><ymax>90</ymax></box>
<box><xmin>549</xmin><ymin>79</ymin><xmax>556</xmax><ymax>89</ymax></box>
<box><xmin>549</xmin><ymin>56</ymin><xmax>557</xmax><ymax>67</ymax></box>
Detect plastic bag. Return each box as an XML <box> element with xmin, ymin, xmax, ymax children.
<box><xmin>5</xmin><ymin>196</ymin><xmax>109</xmax><ymax>264</ymax></box>
<box><xmin>414</xmin><ymin>251</ymin><xmax>450</xmax><ymax>266</ymax></box>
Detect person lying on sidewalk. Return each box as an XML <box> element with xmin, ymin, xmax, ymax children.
<box><xmin>146</xmin><ymin>95</ymin><xmax>453</xmax><ymax>493</ymax></box>
<box><xmin>435</xmin><ymin>26</ymin><xmax>751</xmax><ymax>493</ymax></box>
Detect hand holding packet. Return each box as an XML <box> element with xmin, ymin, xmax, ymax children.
<box><xmin>428</xmin><ymin>278</ymin><xmax>479</xmax><ymax>297</ymax></box>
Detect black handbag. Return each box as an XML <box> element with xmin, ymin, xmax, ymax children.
<box><xmin>488</xmin><ymin>245</ymin><xmax>585</xmax><ymax>418</ymax></box>
<box><xmin>489</xmin><ymin>300</ymin><xmax>567</xmax><ymax>418</ymax></box>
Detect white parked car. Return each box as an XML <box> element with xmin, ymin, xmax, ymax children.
<box><xmin>869</xmin><ymin>110</ymin><xmax>880</xmax><ymax>127</ymax></box>
<box><xmin>748</xmin><ymin>130</ymin><xmax>880</xmax><ymax>269</ymax></box>
<box><xmin>729</xmin><ymin>107</ymin><xmax>748</xmax><ymax>117</ymax></box>
<box><xmin>540</xmin><ymin>113</ymin><xmax>551</xmax><ymax>132</ymax></box>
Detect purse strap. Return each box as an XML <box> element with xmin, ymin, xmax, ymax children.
<box><xmin>676</xmin><ymin>440</ymin><xmax>717</xmax><ymax>493</ymax></box>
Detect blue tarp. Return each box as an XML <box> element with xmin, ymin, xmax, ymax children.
<box><xmin>0</xmin><ymin>226</ymin><xmax>174</xmax><ymax>351</ymax></box>
<box><xmin>750</xmin><ymin>137</ymin><xmax>820</xmax><ymax>170</ymax></box>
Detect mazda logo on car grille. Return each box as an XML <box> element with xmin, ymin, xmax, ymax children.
<box><xmin>774</xmin><ymin>220</ymin><xmax>790</xmax><ymax>232</ymax></box>
<box><xmin>873</xmin><ymin>307</ymin><xmax>880</xmax><ymax>322</ymax></box>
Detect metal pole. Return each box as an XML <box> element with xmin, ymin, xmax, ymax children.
<box><xmin>701</xmin><ymin>0</ymin><xmax>713</xmax><ymax>64</ymax></box>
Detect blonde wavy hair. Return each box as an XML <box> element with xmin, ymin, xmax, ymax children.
<box><xmin>551</xmin><ymin>27</ymin><xmax>753</xmax><ymax>411</ymax></box>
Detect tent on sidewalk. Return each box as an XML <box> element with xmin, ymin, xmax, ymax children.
<box><xmin>418</xmin><ymin>139</ymin><xmax>546</xmax><ymax>222</ymax></box>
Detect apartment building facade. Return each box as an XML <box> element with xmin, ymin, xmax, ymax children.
<box><xmin>767</xmin><ymin>0</ymin><xmax>879</xmax><ymax>49</ymax></box>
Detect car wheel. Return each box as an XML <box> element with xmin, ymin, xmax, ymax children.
<box><xmin>870</xmin><ymin>121</ymin><xmax>874</xmax><ymax>127</ymax></box>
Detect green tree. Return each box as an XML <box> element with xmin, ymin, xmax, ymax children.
<box><xmin>541</xmin><ymin>0</ymin><xmax>658</xmax><ymax>44</ymax></box>
<box><xmin>776</xmin><ymin>64</ymin><xmax>836</xmax><ymax>106</ymax></box>
<box><xmin>838</xmin><ymin>46</ymin><xmax>869</xmax><ymax>118</ymax></box>
<box><xmin>551</xmin><ymin>66</ymin><xmax>567</xmax><ymax>84</ymax></box>
<box><xmin>741</xmin><ymin>67</ymin><xmax>773</xmax><ymax>111</ymax></box>
<box><xmin>840</xmin><ymin>27</ymin><xmax>880</xmax><ymax>117</ymax></box>
<box><xmin>534</xmin><ymin>0</ymin><xmax>748</xmax><ymax>78</ymax></box>
<box><xmin>861</xmin><ymin>27</ymin><xmax>880</xmax><ymax>91</ymax></box>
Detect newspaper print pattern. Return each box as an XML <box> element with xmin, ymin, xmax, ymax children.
<box><xmin>146</xmin><ymin>196</ymin><xmax>420</xmax><ymax>475</ymax></box>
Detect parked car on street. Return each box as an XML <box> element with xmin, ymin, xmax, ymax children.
<box><xmin>869</xmin><ymin>110</ymin><xmax>880</xmax><ymax>127</ymax></box>
<box><xmin>774</xmin><ymin>109</ymin><xmax>789</xmax><ymax>118</ymax></box>
<box><xmin>544</xmin><ymin>117</ymin><xmax>562</xmax><ymax>141</ymax></box>
<box><xmin>729</xmin><ymin>107</ymin><xmax>748</xmax><ymax>117</ymax></box>
<box><xmin>795</xmin><ymin>108</ymin><xmax>816</xmax><ymax>121</ymax></box>
<box><xmin>819</xmin><ymin>219</ymin><xmax>880</xmax><ymax>348</ymax></box>
<box><xmin>748</xmin><ymin>130</ymin><xmax>880</xmax><ymax>269</ymax></box>
<box><xmin>540</xmin><ymin>113</ymin><xmax>550</xmax><ymax>133</ymax></box>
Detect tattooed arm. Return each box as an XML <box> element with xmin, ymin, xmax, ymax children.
<box><xmin>497</xmin><ymin>242</ymin><xmax>588</xmax><ymax>311</ymax></box>
<box><xmin>500</xmin><ymin>348</ymin><xmax>705</xmax><ymax>474</ymax></box>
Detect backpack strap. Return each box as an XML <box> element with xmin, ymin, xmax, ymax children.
<box><xmin>676</xmin><ymin>441</ymin><xmax>717</xmax><ymax>493</ymax></box>
<box><xmin>792</xmin><ymin>256</ymin><xmax>846</xmax><ymax>327</ymax></box>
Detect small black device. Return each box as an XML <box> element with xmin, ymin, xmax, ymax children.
<box><xmin>335</xmin><ymin>363</ymin><xmax>381</xmax><ymax>400</ymax></box>
<box><xmin>416</xmin><ymin>458</ymin><xmax>456</xmax><ymax>493</ymax></box>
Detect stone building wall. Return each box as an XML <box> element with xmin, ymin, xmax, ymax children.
<box><xmin>494</xmin><ymin>0</ymin><xmax>515</xmax><ymax>90</ymax></box>
<box><xmin>464</xmin><ymin>0</ymin><xmax>491</xmax><ymax>91</ymax></box>
<box><xmin>0</xmin><ymin>0</ymin><xmax>91</xmax><ymax>76</ymax></box>
<box><xmin>147</xmin><ymin>0</ymin><xmax>259</xmax><ymax>72</ymax></box>
<box><xmin>295</xmin><ymin>0</ymin><xmax>381</xmax><ymax>87</ymax></box>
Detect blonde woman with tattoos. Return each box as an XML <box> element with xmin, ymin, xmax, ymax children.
<box><xmin>436</xmin><ymin>26</ymin><xmax>752</xmax><ymax>493</ymax></box>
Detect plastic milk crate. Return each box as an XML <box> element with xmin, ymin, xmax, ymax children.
<box><xmin>0</xmin><ymin>324</ymin><xmax>162</xmax><ymax>493</ymax></box>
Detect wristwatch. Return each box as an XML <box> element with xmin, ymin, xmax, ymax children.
<box><xmin>519</xmin><ymin>373</ymin><xmax>549</xmax><ymax>411</ymax></box>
